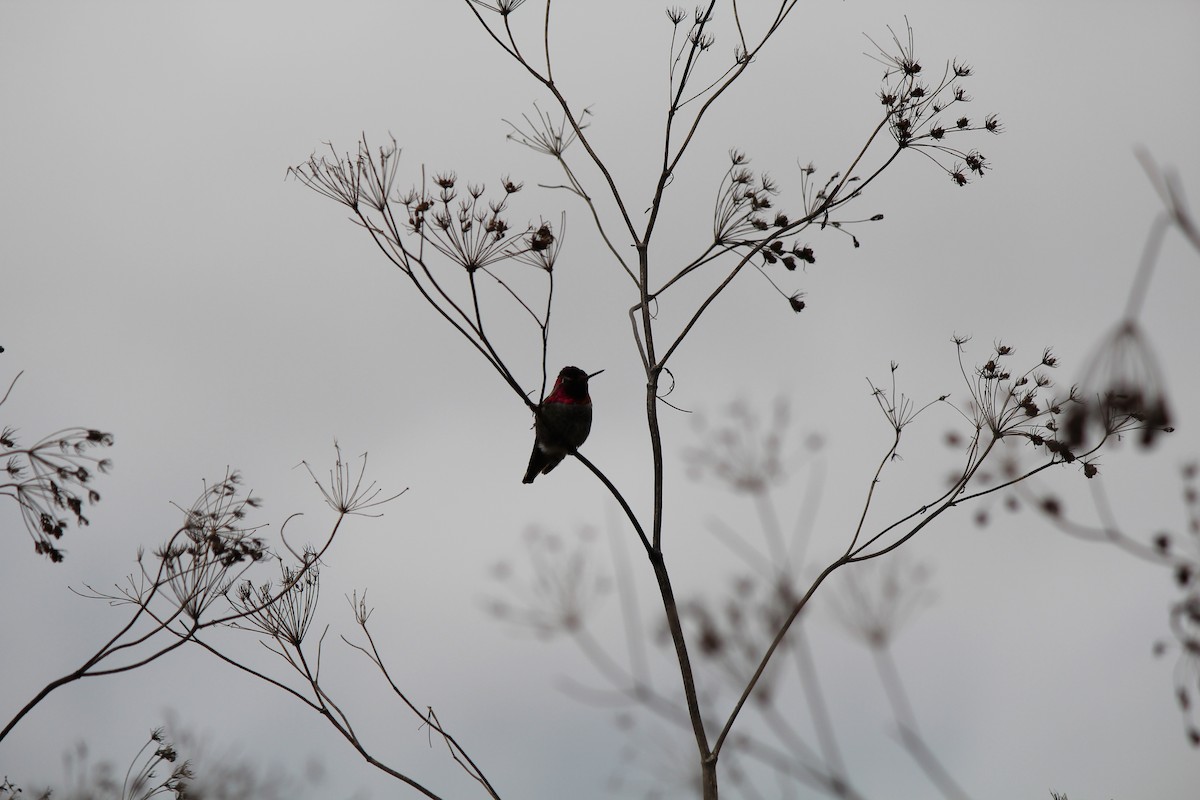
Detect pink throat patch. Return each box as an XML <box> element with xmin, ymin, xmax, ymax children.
<box><xmin>545</xmin><ymin>387</ymin><xmax>589</xmax><ymax>405</ymax></box>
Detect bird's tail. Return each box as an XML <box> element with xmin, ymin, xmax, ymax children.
<box><xmin>522</xmin><ymin>444</ymin><xmax>564</xmax><ymax>483</ymax></box>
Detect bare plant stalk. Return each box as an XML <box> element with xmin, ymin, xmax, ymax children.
<box><xmin>1</xmin><ymin>449</ymin><xmax>397</xmax><ymax>746</ymax></box>
<box><xmin>296</xmin><ymin>4</ymin><xmax>1013</xmax><ymax>797</ymax></box>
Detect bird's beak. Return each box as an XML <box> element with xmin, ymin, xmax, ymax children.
<box><xmin>588</xmin><ymin>369</ymin><xmax>605</xmax><ymax>379</ymax></box>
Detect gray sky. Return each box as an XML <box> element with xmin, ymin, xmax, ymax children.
<box><xmin>3</xmin><ymin>0</ymin><xmax>1199</xmax><ymax>798</ymax></box>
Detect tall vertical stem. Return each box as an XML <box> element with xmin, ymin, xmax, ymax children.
<box><xmin>638</xmin><ymin>240</ymin><xmax>716</xmax><ymax>796</ymax></box>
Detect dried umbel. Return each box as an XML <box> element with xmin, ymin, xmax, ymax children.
<box><xmin>469</xmin><ymin>0</ymin><xmax>526</xmax><ymax>15</ymax></box>
<box><xmin>684</xmin><ymin>398</ymin><xmax>795</xmax><ymax>494</ymax></box>
<box><xmin>485</xmin><ymin>526</ymin><xmax>611</xmax><ymax>638</ymax></box>
<box><xmin>867</xmin><ymin>20</ymin><xmax>1002</xmax><ymax>186</ymax></box>
<box><xmin>231</xmin><ymin>557</ymin><xmax>321</xmax><ymax>647</ymax></box>
<box><xmin>39</xmin><ymin>728</ymin><xmax>194</xmax><ymax>800</ymax></box>
<box><xmin>1063</xmin><ymin>320</ymin><xmax>1173</xmax><ymax>449</ymax></box>
<box><xmin>155</xmin><ymin>472</ymin><xmax>267</xmax><ymax>621</ymax></box>
<box><xmin>505</xmin><ymin>102</ymin><xmax>590</xmax><ymax>158</ymax></box>
<box><xmin>1</xmin><ymin>370</ymin><xmax>113</xmax><ymax>562</ymax></box>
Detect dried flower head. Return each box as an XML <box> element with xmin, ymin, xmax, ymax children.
<box><xmin>954</xmin><ymin>340</ymin><xmax>1075</xmax><ymax>448</ymax></box>
<box><xmin>866</xmin><ymin>20</ymin><xmax>1002</xmax><ymax>186</ymax></box>
<box><xmin>684</xmin><ymin>398</ymin><xmax>792</xmax><ymax>493</ymax></box>
<box><xmin>1063</xmin><ymin>320</ymin><xmax>1173</xmax><ymax>449</ymax></box>
<box><xmin>512</xmin><ymin>215</ymin><xmax>564</xmax><ymax>271</ymax></box>
<box><xmin>869</xmin><ymin>360</ymin><xmax>948</xmax><ymax>434</ymax></box>
<box><xmin>505</xmin><ymin>102</ymin><xmax>591</xmax><ymax>157</ymax></box>
<box><xmin>713</xmin><ymin>152</ymin><xmax>783</xmax><ymax>245</ymax></box>
<box><xmin>231</xmin><ymin>555</ymin><xmax>321</xmax><ymax>647</ymax></box>
<box><xmin>470</xmin><ymin>0</ymin><xmax>526</xmax><ymax>15</ymax></box>
<box><xmin>157</xmin><ymin>471</ymin><xmax>268</xmax><ymax>620</ymax></box>
<box><xmin>484</xmin><ymin>526</ymin><xmax>610</xmax><ymax>638</ymax></box>
<box><xmin>289</xmin><ymin>139</ymin><xmax>377</xmax><ymax>212</ymax></box>
<box><xmin>301</xmin><ymin>442</ymin><xmax>406</xmax><ymax>517</ymax></box>
<box><xmin>1</xmin><ymin>371</ymin><xmax>114</xmax><ymax>562</ymax></box>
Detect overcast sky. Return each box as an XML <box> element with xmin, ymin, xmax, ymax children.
<box><xmin>3</xmin><ymin>1</ymin><xmax>1200</xmax><ymax>798</ymax></box>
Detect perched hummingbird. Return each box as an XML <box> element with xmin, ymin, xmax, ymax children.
<box><xmin>522</xmin><ymin>366</ymin><xmax>602</xmax><ymax>484</ymax></box>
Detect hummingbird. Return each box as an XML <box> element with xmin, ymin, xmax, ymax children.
<box><xmin>523</xmin><ymin>366</ymin><xmax>603</xmax><ymax>484</ymax></box>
